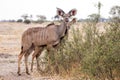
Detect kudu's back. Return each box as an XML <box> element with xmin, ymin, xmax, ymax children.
<box><xmin>21</xmin><ymin>24</ymin><xmax>59</xmax><ymax>51</ymax></box>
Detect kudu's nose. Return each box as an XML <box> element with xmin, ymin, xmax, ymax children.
<box><xmin>65</xmin><ymin>18</ymin><xmax>69</xmax><ymax>22</ymax></box>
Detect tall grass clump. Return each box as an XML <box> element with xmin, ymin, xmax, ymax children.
<box><xmin>41</xmin><ymin>25</ymin><xmax>84</xmax><ymax>76</ymax></box>
<box><xmin>81</xmin><ymin>22</ymin><xmax>120</xmax><ymax>80</ymax></box>
<box><xmin>38</xmin><ymin>22</ymin><xmax>120</xmax><ymax>80</ymax></box>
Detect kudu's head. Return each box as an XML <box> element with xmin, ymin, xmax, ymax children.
<box><xmin>57</xmin><ymin>8</ymin><xmax>77</xmax><ymax>29</ymax></box>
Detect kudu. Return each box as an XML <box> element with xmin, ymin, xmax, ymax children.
<box><xmin>17</xmin><ymin>8</ymin><xmax>77</xmax><ymax>75</ymax></box>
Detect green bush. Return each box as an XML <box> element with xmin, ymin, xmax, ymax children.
<box><xmin>17</xmin><ymin>19</ymin><xmax>23</xmax><ymax>22</ymax></box>
<box><xmin>24</xmin><ymin>19</ymin><xmax>31</xmax><ymax>24</ymax></box>
<box><xmin>81</xmin><ymin>22</ymin><xmax>120</xmax><ymax>80</ymax></box>
<box><xmin>38</xmin><ymin>22</ymin><xmax>120</xmax><ymax>80</ymax></box>
<box><xmin>39</xmin><ymin>26</ymin><xmax>83</xmax><ymax>76</ymax></box>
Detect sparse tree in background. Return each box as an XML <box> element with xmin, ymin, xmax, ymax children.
<box><xmin>109</xmin><ymin>5</ymin><xmax>120</xmax><ymax>17</ymax></box>
<box><xmin>88</xmin><ymin>13</ymin><xmax>100</xmax><ymax>22</ymax></box>
<box><xmin>95</xmin><ymin>2</ymin><xmax>103</xmax><ymax>16</ymax></box>
<box><xmin>94</xmin><ymin>1</ymin><xmax>103</xmax><ymax>22</ymax></box>
<box><xmin>88</xmin><ymin>2</ymin><xmax>103</xmax><ymax>22</ymax></box>
<box><xmin>36</xmin><ymin>15</ymin><xmax>46</xmax><ymax>21</ymax></box>
<box><xmin>109</xmin><ymin>5</ymin><xmax>120</xmax><ymax>22</ymax></box>
<box><xmin>21</xmin><ymin>14</ymin><xmax>29</xmax><ymax>20</ymax></box>
<box><xmin>21</xmin><ymin>14</ymin><xmax>31</xmax><ymax>24</ymax></box>
<box><xmin>36</xmin><ymin>15</ymin><xmax>46</xmax><ymax>23</ymax></box>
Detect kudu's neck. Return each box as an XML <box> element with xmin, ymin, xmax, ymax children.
<box><xmin>58</xmin><ymin>21</ymin><xmax>68</xmax><ymax>38</ymax></box>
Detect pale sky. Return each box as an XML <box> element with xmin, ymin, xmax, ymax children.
<box><xmin>0</xmin><ymin>0</ymin><xmax>120</xmax><ymax>20</ymax></box>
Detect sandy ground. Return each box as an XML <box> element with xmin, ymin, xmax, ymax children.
<box><xmin>0</xmin><ymin>22</ymin><xmax>66</xmax><ymax>80</ymax></box>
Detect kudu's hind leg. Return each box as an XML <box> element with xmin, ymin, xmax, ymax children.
<box><xmin>24</xmin><ymin>49</ymin><xmax>33</xmax><ymax>75</ymax></box>
<box><xmin>31</xmin><ymin>47</ymin><xmax>43</xmax><ymax>72</ymax></box>
<box><xmin>17</xmin><ymin>51</ymin><xmax>24</xmax><ymax>76</ymax></box>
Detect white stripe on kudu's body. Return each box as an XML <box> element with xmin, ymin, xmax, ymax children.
<box><xmin>17</xmin><ymin>8</ymin><xmax>77</xmax><ymax>75</ymax></box>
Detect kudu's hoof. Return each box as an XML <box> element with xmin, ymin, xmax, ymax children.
<box><xmin>26</xmin><ymin>72</ymin><xmax>30</xmax><ymax>75</ymax></box>
<box><xmin>17</xmin><ymin>72</ymin><xmax>21</xmax><ymax>76</ymax></box>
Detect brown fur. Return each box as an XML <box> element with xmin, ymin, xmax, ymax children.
<box><xmin>17</xmin><ymin>8</ymin><xmax>77</xmax><ymax>75</ymax></box>
<box><xmin>46</xmin><ymin>22</ymin><xmax>55</xmax><ymax>27</ymax></box>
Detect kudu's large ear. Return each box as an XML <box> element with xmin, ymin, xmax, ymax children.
<box><xmin>57</xmin><ymin>8</ymin><xmax>65</xmax><ymax>17</ymax></box>
<box><xmin>68</xmin><ymin>9</ymin><xmax>77</xmax><ymax>17</ymax></box>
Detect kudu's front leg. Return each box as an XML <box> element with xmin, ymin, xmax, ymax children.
<box><xmin>31</xmin><ymin>47</ymin><xmax>43</xmax><ymax>72</ymax></box>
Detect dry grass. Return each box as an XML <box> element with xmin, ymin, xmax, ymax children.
<box><xmin>0</xmin><ymin>22</ymin><xmax>108</xmax><ymax>80</ymax></box>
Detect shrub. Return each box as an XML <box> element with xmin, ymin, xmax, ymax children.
<box><xmin>24</xmin><ymin>19</ymin><xmax>31</xmax><ymax>24</ymax></box>
<box><xmin>81</xmin><ymin>22</ymin><xmax>120</xmax><ymax>80</ymax></box>
<box><xmin>17</xmin><ymin>19</ymin><xmax>23</xmax><ymax>22</ymax></box>
<box><xmin>38</xmin><ymin>25</ymin><xmax>84</xmax><ymax>76</ymax></box>
<box><xmin>38</xmin><ymin>22</ymin><xmax>120</xmax><ymax>80</ymax></box>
